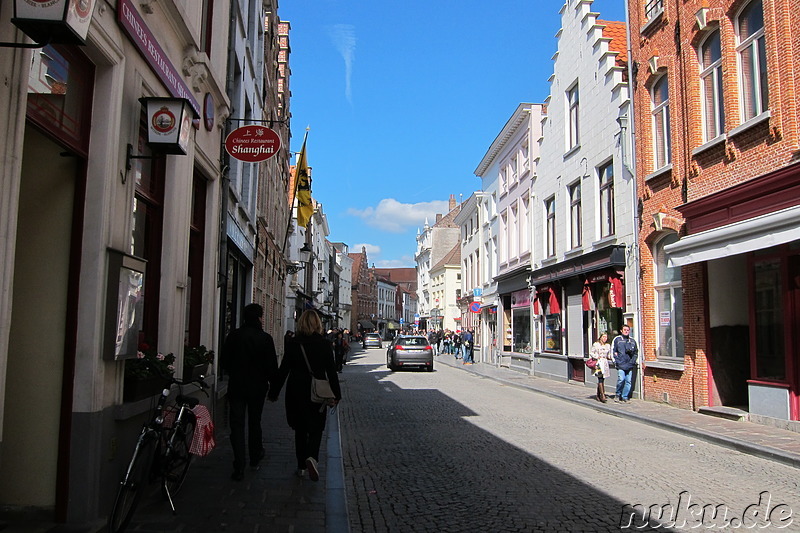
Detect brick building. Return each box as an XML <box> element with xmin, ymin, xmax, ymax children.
<box><xmin>629</xmin><ymin>0</ymin><xmax>800</xmax><ymax>421</ymax></box>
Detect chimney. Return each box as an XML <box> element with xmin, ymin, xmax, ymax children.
<box><xmin>436</xmin><ymin>214</ymin><xmax>442</xmax><ymax>223</ymax></box>
<box><xmin>449</xmin><ymin>194</ymin><xmax>456</xmax><ymax>211</ymax></box>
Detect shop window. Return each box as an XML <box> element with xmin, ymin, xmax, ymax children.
<box><xmin>512</xmin><ymin>308</ymin><xmax>532</xmax><ymax>354</ymax></box>
<box><xmin>752</xmin><ymin>258</ymin><xmax>785</xmax><ymax>380</ymax></box>
<box><xmin>536</xmin><ymin>288</ymin><xmax>562</xmax><ymax>353</ymax></box>
<box><xmin>653</xmin><ymin>233</ymin><xmax>683</xmax><ymax>359</ymax></box>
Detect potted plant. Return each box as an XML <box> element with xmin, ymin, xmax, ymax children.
<box><xmin>123</xmin><ymin>343</ymin><xmax>175</xmax><ymax>401</ymax></box>
<box><xmin>183</xmin><ymin>344</ymin><xmax>214</xmax><ymax>379</ymax></box>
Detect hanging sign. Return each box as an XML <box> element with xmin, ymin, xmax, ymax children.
<box><xmin>225</xmin><ymin>125</ymin><xmax>281</xmax><ymax>162</ymax></box>
<box><xmin>13</xmin><ymin>0</ymin><xmax>98</xmax><ymax>45</ymax></box>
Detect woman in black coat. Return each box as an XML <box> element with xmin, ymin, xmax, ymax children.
<box><xmin>269</xmin><ymin>310</ymin><xmax>341</xmax><ymax>481</ymax></box>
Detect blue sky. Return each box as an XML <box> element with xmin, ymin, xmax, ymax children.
<box><xmin>281</xmin><ymin>0</ymin><xmax>628</xmax><ymax>267</ymax></box>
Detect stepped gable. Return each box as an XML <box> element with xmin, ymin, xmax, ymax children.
<box><xmin>598</xmin><ymin>19</ymin><xmax>628</xmax><ymax>67</ymax></box>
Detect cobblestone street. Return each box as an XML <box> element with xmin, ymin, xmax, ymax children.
<box><xmin>339</xmin><ymin>348</ymin><xmax>800</xmax><ymax>532</ymax></box>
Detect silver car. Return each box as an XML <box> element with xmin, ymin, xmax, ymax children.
<box><xmin>386</xmin><ymin>335</ymin><xmax>434</xmax><ymax>372</ymax></box>
<box><xmin>362</xmin><ymin>333</ymin><xmax>382</xmax><ymax>349</ymax></box>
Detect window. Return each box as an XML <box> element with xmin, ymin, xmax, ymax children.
<box><xmin>510</xmin><ymin>156</ymin><xmax>518</xmax><ymax>183</ymax></box>
<box><xmin>567</xmin><ymin>84</ymin><xmax>580</xmax><ymax>150</ymax></box>
<box><xmin>736</xmin><ymin>0</ymin><xmax>768</xmax><ymax>121</ymax></box>
<box><xmin>753</xmin><ymin>257</ymin><xmax>785</xmax><ymax>380</ymax></box>
<box><xmin>653</xmin><ymin>234</ymin><xmax>683</xmax><ymax>360</ymax></box>
<box><xmin>651</xmin><ymin>75</ymin><xmax>671</xmax><ymax>170</ymax></box>
<box><xmin>545</xmin><ymin>197</ymin><xmax>556</xmax><ymax>257</ymax></box>
<box><xmin>645</xmin><ymin>0</ymin><xmax>663</xmax><ymax>20</ymax></box>
<box><xmin>599</xmin><ymin>162</ymin><xmax>615</xmax><ymax>238</ymax></box>
<box><xmin>569</xmin><ymin>182</ymin><xmax>582</xmax><ymax>249</ymax></box>
<box><xmin>500</xmin><ymin>167</ymin><xmax>508</xmax><ymax>193</ymax></box>
<box><xmin>699</xmin><ymin>29</ymin><xmax>725</xmax><ymax>141</ymax></box>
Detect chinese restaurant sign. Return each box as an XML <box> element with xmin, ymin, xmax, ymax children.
<box><xmin>224</xmin><ymin>125</ymin><xmax>281</xmax><ymax>162</ymax></box>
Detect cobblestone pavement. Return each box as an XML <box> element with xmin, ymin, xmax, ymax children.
<box><xmin>339</xmin><ymin>348</ymin><xmax>800</xmax><ymax>532</ymax></box>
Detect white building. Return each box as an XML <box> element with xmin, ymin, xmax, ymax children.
<box><xmin>429</xmin><ymin>244</ymin><xmax>462</xmax><ymax>332</ymax></box>
<box><xmin>531</xmin><ymin>0</ymin><xmax>637</xmax><ymax>391</ymax></box>
<box><xmin>475</xmin><ymin>103</ymin><xmax>545</xmax><ymax>369</ymax></box>
<box><xmin>415</xmin><ymin>195</ymin><xmax>461</xmax><ymax>330</ymax></box>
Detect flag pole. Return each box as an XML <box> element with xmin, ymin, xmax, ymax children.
<box><xmin>281</xmin><ymin>127</ymin><xmax>310</xmax><ymax>256</ymax></box>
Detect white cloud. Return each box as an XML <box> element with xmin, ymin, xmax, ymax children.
<box><xmin>347</xmin><ymin>199</ymin><xmax>450</xmax><ymax>233</ymax></box>
<box><xmin>327</xmin><ymin>24</ymin><xmax>356</xmax><ymax>104</ymax></box>
<box><xmin>352</xmin><ymin>243</ymin><xmax>381</xmax><ymax>257</ymax></box>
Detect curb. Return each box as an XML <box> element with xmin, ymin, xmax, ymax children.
<box><xmin>326</xmin><ymin>403</ymin><xmax>351</xmax><ymax>533</ymax></box>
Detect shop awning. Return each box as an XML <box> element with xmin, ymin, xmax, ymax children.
<box><xmin>358</xmin><ymin>320</ymin><xmax>376</xmax><ymax>330</ymax></box>
<box><xmin>666</xmin><ymin>205</ymin><xmax>800</xmax><ymax>267</ymax></box>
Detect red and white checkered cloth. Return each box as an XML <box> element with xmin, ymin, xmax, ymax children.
<box><xmin>163</xmin><ymin>404</ymin><xmax>216</xmax><ymax>457</ymax></box>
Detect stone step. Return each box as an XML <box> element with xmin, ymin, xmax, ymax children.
<box><xmin>698</xmin><ymin>405</ymin><xmax>749</xmax><ymax>422</ymax></box>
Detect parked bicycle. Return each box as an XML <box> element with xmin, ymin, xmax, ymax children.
<box><xmin>107</xmin><ymin>365</ymin><xmax>212</xmax><ymax>533</ymax></box>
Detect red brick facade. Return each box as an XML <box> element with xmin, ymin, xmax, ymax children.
<box><xmin>629</xmin><ymin>0</ymin><xmax>800</xmax><ymax>411</ymax></box>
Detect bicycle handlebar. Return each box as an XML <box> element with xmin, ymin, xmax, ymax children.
<box><xmin>143</xmin><ymin>360</ymin><xmax>210</xmax><ymax>395</ymax></box>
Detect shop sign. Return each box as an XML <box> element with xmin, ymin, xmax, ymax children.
<box><xmin>117</xmin><ymin>0</ymin><xmax>201</xmax><ymax>118</ymax></box>
<box><xmin>511</xmin><ymin>288</ymin><xmax>531</xmax><ymax>308</ymax></box>
<box><xmin>142</xmin><ymin>97</ymin><xmax>192</xmax><ymax>154</ymax></box>
<box><xmin>224</xmin><ymin>125</ymin><xmax>281</xmax><ymax>162</ymax></box>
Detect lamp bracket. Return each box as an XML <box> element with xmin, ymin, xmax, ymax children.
<box><xmin>0</xmin><ymin>36</ymin><xmax>50</xmax><ymax>48</ymax></box>
<box><xmin>125</xmin><ymin>143</ymin><xmax>164</xmax><ymax>172</ymax></box>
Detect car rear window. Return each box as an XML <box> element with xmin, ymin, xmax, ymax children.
<box><xmin>398</xmin><ymin>337</ymin><xmax>427</xmax><ymax>347</ymax></box>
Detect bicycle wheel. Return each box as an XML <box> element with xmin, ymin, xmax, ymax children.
<box><xmin>108</xmin><ymin>434</ymin><xmax>156</xmax><ymax>533</ymax></box>
<box><xmin>161</xmin><ymin>416</ymin><xmax>196</xmax><ymax>498</ymax></box>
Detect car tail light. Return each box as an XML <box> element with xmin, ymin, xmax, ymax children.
<box><xmin>425</xmin><ymin>345</ymin><xmax>432</xmax><ymax>350</ymax></box>
<box><xmin>394</xmin><ymin>345</ymin><xmax>404</xmax><ymax>351</ymax></box>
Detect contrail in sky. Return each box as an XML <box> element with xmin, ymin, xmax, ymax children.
<box><xmin>327</xmin><ymin>24</ymin><xmax>356</xmax><ymax>104</ymax></box>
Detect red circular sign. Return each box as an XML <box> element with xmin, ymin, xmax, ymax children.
<box><xmin>469</xmin><ymin>301</ymin><xmax>481</xmax><ymax>313</ymax></box>
<box><xmin>225</xmin><ymin>125</ymin><xmax>281</xmax><ymax>162</ymax></box>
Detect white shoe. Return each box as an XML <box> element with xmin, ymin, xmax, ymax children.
<box><xmin>295</xmin><ymin>468</ymin><xmax>307</xmax><ymax>478</ymax></box>
<box><xmin>305</xmin><ymin>457</ymin><xmax>319</xmax><ymax>482</ymax></box>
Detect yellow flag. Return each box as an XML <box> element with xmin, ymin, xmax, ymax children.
<box><xmin>295</xmin><ymin>132</ymin><xmax>312</xmax><ymax>228</ymax></box>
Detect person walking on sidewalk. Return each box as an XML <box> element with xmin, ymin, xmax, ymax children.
<box><xmin>589</xmin><ymin>332</ymin><xmax>613</xmax><ymax>402</ymax></box>
<box><xmin>268</xmin><ymin>310</ymin><xmax>341</xmax><ymax>481</ymax></box>
<box><xmin>462</xmin><ymin>329</ymin><xmax>474</xmax><ymax>364</ymax></box>
<box><xmin>221</xmin><ymin>303</ymin><xmax>279</xmax><ymax>481</ymax></box>
<box><xmin>612</xmin><ymin>325</ymin><xmax>638</xmax><ymax>403</ymax></box>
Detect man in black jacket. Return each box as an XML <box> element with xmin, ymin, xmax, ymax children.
<box><xmin>612</xmin><ymin>324</ymin><xmax>638</xmax><ymax>403</ymax></box>
<box><xmin>222</xmin><ymin>303</ymin><xmax>279</xmax><ymax>480</ymax></box>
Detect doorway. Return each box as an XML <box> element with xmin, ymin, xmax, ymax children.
<box><xmin>0</xmin><ymin>126</ymin><xmax>78</xmax><ymax>508</ymax></box>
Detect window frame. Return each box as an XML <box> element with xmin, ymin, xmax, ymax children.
<box><xmin>653</xmin><ymin>233</ymin><xmax>683</xmax><ymax>361</ymax></box>
<box><xmin>598</xmin><ymin>162</ymin><xmax>615</xmax><ymax>238</ymax></box>
<box><xmin>698</xmin><ymin>29</ymin><xmax>725</xmax><ymax>141</ymax></box>
<box><xmin>735</xmin><ymin>0</ymin><xmax>768</xmax><ymax>122</ymax></box>
<box><xmin>651</xmin><ymin>74</ymin><xmax>672</xmax><ymax>171</ymax></box>
<box><xmin>545</xmin><ymin>196</ymin><xmax>556</xmax><ymax>258</ymax></box>
<box><xmin>568</xmin><ymin>181</ymin><xmax>582</xmax><ymax>249</ymax></box>
<box><xmin>567</xmin><ymin>83</ymin><xmax>580</xmax><ymax>151</ymax></box>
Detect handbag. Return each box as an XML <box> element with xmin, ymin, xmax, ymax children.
<box><xmin>585</xmin><ymin>357</ymin><xmax>598</xmax><ymax>369</ymax></box>
<box><xmin>300</xmin><ymin>344</ymin><xmax>336</xmax><ymax>404</ymax></box>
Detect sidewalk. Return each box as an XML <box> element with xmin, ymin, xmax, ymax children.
<box><xmin>438</xmin><ymin>355</ymin><xmax>800</xmax><ymax>470</ymax></box>
<box><xmin>0</xmin><ymin>389</ymin><xmax>349</xmax><ymax>533</ymax></box>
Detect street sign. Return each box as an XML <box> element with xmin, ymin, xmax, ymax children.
<box><xmin>469</xmin><ymin>301</ymin><xmax>481</xmax><ymax>313</ymax></box>
<box><xmin>399</xmin><ymin>318</ymin><xmax>404</xmax><ymax>324</ymax></box>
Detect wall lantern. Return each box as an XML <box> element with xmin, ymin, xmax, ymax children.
<box><xmin>126</xmin><ymin>97</ymin><xmax>192</xmax><ymax>175</ymax></box>
<box><xmin>11</xmin><ymin>0</ymin><xmax>98</xmax><ymax>47</ymax></box>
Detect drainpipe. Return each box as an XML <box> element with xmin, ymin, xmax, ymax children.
<box><xmin>621</xmin><ymin>0</ymin><xmax>645</xmax><ymax>401</ymax></box>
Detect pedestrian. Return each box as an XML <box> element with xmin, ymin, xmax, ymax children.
<box><xmin>334</xmin><ymin>330</ymin><xmax>346</xmax><ymax>372</ymax></box>
<box><xmin>589</xmin><ymin>332</ymin><xmax>613</xmax><ymax>402</ymax></box>
<box><xmin>453</xmin><ymin>330</ymin><xmax>463</xmax><ymax>360</ymax></box>
<box><xmin>612</xmin><ymin>325</ymin><xmax>638</xmax><ymax>403</ymax></box>
<box><xmin>221</xmin><ymin>303</ymin><xmax>279</xmax><ymax>481</ymax></box>
<box><xmin>442</xmin><ymin>331</ymin><xmax>451</xmax><ymax>355</ymax></box>
<box><xmin>428</xmin><ymin>329</ymin><xmax>438</xmax><ymax>355</ymax></box>
<box><xmin>268</xmin><ymin>310</ymin><xmax>341</xmax><ymax>481</ymax></box>
<box><xmin>462</xmin><ymin>329</ymin><xmax>474</xmax><ymax>364</ymax></box>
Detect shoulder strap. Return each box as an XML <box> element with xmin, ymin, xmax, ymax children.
<box><xmin>299</xmin><ymin>344</ymin><xmax>316</xmax><ymax>376</ymax></box>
